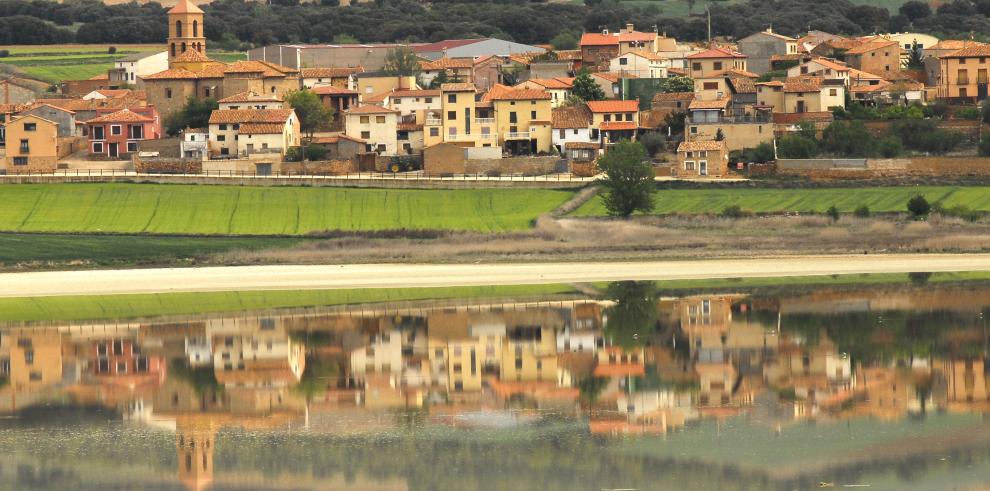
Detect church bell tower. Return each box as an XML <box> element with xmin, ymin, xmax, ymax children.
<box><xmin>167</xmin><ymin>0</ymin><xmax>207</xmax><ymax>64</ymax></box>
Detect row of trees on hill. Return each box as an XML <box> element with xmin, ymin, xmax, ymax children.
<box><xmin>5</xmin><ymin>0</ymin><xmax>990</xmax><ymax>47</ymax></box>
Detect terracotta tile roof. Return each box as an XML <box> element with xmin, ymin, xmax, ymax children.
<box><xmin>806</xmin><ymin>57</ymin><xmax>850</xmax><ymax>72</ymax></box>
<box><xmin>522</xmin><ymin>78</ymin><xmax>573</xmax><ymax>89</ymax></box>
<box><xmin>756</xmin><ymin>81</ymin><xmax>784</xmax><ymax>87</ymax></box>
<box><xmin>668</xmin><ymin>67</ymin><xmax>687</xmax><ymax>76</ymax></box>
<box><xmin>687</xmin><ymin>46</ymin><xmax>746</xmax><ymax>59</ymax></box>
<box><xmin>942</xmin><ymin>44</ymin><xmax>990</xmax><ymax>58</ymax></box>
<box><xmin>141</xmin><ymin>67</ymin><xmax>201</xmax><ymax>80</ymax></box>
<box><xmin>397</xmin><ymin>122</ymin><xmax>423</xmax><ymax>131</ymax></box>
<box><xmin>20</xmin><ymin>102</ymin><xmax>76</xmax><ymax>114</ymax></box>
<box><xmin>652</xmin><ymin>91</ymin><xmax>694</xmax><ymax>103</ymax></box>
<box><xmin>600</xmin><ymin>121</ymin><xmax>637</xmax><ymax>131</ymax></box>
<box><xmin>848</xmin><ymin>68</ymin><xmax>884</xmax><ymax>81</ymax></box>
<box><xmin>218</xmin><ymin>91</ymin><xmax>282</xmax><ymax>103</ymax></box>
<box><xmin>311</xmin><ymin>85</ymin><xmax>357</xmax><ymax>95</ymax></box>
<box><xmin>169</xmin><ymin>0</ymin><xmax>203</xmax><ymax>14</ymax></box>
<box><xmin>555</xmin><ymin>50</ymin><xmax>582</xmax><ymax>61</ymax></box>
<box><xmin>362</xmin><ymin>90</ymin><xmax>392</xmax><ymax>103</ymax></box>
<box><xmin>300</xmin><ymin>66</ymin><xmax>364</xmax><ymax>78</ymax></box>
<box><xmin>770</xmin><ymin>53</ymin><xmax>812</xmax><ymax>62</ymax></box>
<box><xmin>618</xmin><ymin>32</ymin><xmax>656</xmax><ymax>43</ymax></box>
<box><xmin>845</xmin><ymin>40</ymin><xmax>899</xmax><ymax>55</ymax></box>
<box><xmin>580</xmin><ymin>33</ymin><xmax>620</xmax><ymax>47</ymax></box>
<box><xmin>748</xmin><ymin>29</ymin><xmax>796</xmax><ymax>42</ymax></box>
<box><xmin>688</xmin><ymin>97</ymin><xmax>730</xmax><ymax>110</ymax></box>
<box><xmin>208</xmin><ymin>108</ymin><xmax>294</xmax><ymax>124</ymax></box>
<box><xmin>225</xmin><ymin>60</ymin><xmax>298</xmax><ymax>77</ymax></box>
<box><xmin>678</xmin><ymin>140</ymin><xmax>727</xmax><ymax>152</ymax></box>
<box><xmin>0</xmin><ymin>103</ymin><xmax>26</xmax><ymax>113</ymax></box>
<box><xmin>552</xmin><ymin>105</ymin><xmax>592</xmax><ymax>129</ymax></box>
<box><xmin>344</xmin><ymin>105</ymin><xmax>398</xmax><ymax>114</ymax></box>
<box><xmin>586</xmin><ymin>100</ymin><xmax>638</xmax><ymax>113</ymax></box>
<box><xmin>621</xmin><ymin>49</ymin><xmax>665</xmax><ymax>62</ymax></box>
<box><xmin>823</xmin><ymin>38</ymin><xmax>862</xmax><ymax>50</ymax></box>
<box><xmin>773</xmin><ymin>112</ymin><xmax>833</xmax><ymax>124</ymax></box>
<box><xmin>483</xmin><ymin>84</ymin><xmax>551</xmax><ymax>101</ymax></box>
<box><xmin>440</xmin><ymin>83</ymin><xmax>476</xmax><ymax>92</ymax></box>
<box><xmin>565</xmin><ymin>142</ymin><xmax>600</xmax><ymax>150</ymax></box>
<box><xmin>86</xmin><ymin>109</ymin><xmax>153</xmax><ymax>124</ymax></box>
<box><xmin>238</xmin><ymin>122</ymin><xmax>285</xmax><ymax>134</ymax></box>
<box><xmin>591</xmin><ymin>71</ymin><xmax>638</xmax><ymax>83</ymax></box>
<box><xmin>94</xmin><ymin>89</ymin><xmax>132</xmax><ymax>98</ymax></box>
<box><xmin>172</xmin><ymin>49</ymin><xmax>214</xmax><ymax>63</ymax></box>
<box><xmin>419</xmin><ymin>57</ymin><xmax>474</xmax><ymax>70</ymax></box>
<box><xmin>728</xmin><ymin>77</ymin><xmax>756</xmax><ymax>94</ymax></box>
<box><xmin>312</xmin><ymin>132</ymin><xmax>365</xmax><ymax>144</ymax></box>
<box><xmin>783</xmin><ymin>77</ymin><xmax>822</xmax><ymax>93</ymax></box>
<box><xmin>850</xmin><ymin>80</ymin><xmax>892</xmax><ymax>93</ymax></box>
<box><xmin>705</xmin><ymin>68</ymin><xmax>759</xmax><ymax>78</ymax></box>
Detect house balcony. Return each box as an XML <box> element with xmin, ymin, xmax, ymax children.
<box><xmin>425</xmin><ymin>118</ymin><xmax>442</xmax><ymax>126</ymax></box>
<box><xmin>504</xmin><ymin>131</ymin><xmax>532</xmax><ymax>140</ymax></box>
<box><xmin>474</xmin><ymin>118</ymin><xmax>495</xmax><ymax>124</ymax></box>
<box><xmin>687</xmin><ymin>114</ymin><xmax>771</xmax><ymax>124</ymax></box>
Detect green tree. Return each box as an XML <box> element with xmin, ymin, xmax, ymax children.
<box><xmin>656</xmin><ymin>76</ymin><xmax>694</xmax><ymax>93</ymax></box>
<box><xmin>598</xmin><ymin>141</ymin><xmax>655</xmax><ymax>218</ymax></box>
<box><xmin>550</xmin><ymin>31</ymin><xmax>578</xmax><ymax>50</ymax></box>
<box><xmin>980</xmin><ymin>134</ymin><xmax>990</xmax><ymax>156</ymax></box>
<box><xmin>907</xmin><ymin>40</ymin><xmax>924</xmax><ymax>69</ymax></box>
<box><xmin>827</xmin><ymin>205</ymin><xmax>840</xmax><ymax>222</ymax></box>
<box><xmin>164</xmin><ymin>96</ymin><xmax>218</xmax><ymax>136</ymax></box>
<box><xmin>878</xmin><ymin>136</ymin><xmax>903</xmax><ymax>157</ymax></box>
<box><xmin>854</xmin><ymin>204</ymin><xmax>871</xmax><ymax>218</ymax></box>
<box><xmin>383</xmin><ymin>46</ymin><xmax>421</xmax><ymax>76</ymax></box>
<box><xmin>777</xmin><ymin>135</ymin><xmax>817</xmax><ymax>158</ymax></box>
<box><xmin>899</xmin><ymin>0</ymin><xmax>932</xmax><ymax>20</ymax></box>
<box><xmin>639</xmin><ymin>132</ymin><xmax>666</xmax><ymax>157</ymax></box>
<box><xmin>796</xmin><ymin>120</ymin><xmax>817</xmax><ymax>141</ymax></box>
<box><xmin>571</xmin><ymin>69</ymin><xmax>605</xmax><ymax>101</ymax></box>
<box><xmin>981</xmin><ymin>99</ymin><xmax>990</xmax><ymax>123</ymax></box>
<box><xmin>286</xmin><ymin>89</ymin><xmax>333</xmax><ymax>140</ymax></box>
<box><xmin>907</xmin><ymin>194</ymin><xmax>931</xmax><ymax>218</ymax></box>
<box><xmin>821</xmin><ymin>120</ymin><xmax>876</xmax><ymax>157</ymax></box>
<box><xmin>604</xmin><ymin>281</ymin><xmax>659</xmax><ymax>349</ymax></box>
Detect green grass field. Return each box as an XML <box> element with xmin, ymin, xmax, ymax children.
<box><xmin>0</xmin><ymin>233</ymin><xmax>302</xmax><ymax>267</ymax></box>
<box><xmin>0</xmin><ymin>284</ymin><xmax>581</xmax><ymax>323</ymax></box>
<box><xmin>0</xmin><ymin>184</ymin><xmax>572</xmax><ymax>235</ymax></box>
<box><xmin>0</xmin><ymin>44</ymin><xmax>245</xmax><ymax>83</ymax></box>
<box><xmin>572</xmin><ymin>186</ymin><xmax>990</xmax><ymax>216</ymax></box>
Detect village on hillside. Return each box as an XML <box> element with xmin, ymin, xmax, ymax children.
<box><xmin>0</xmin><ymin>0</ymin><xmax>988</xmax><ymax>179</ymax></box>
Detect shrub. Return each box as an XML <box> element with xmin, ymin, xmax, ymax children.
<box><xmin>907</xmin><ymin>195</ymin><xmax>931</xmax><ymax>218</ymax></box>
<box><xmin>734</xmin><ymin>142</ymin><xmax>775</xmax><ymax>163</ymax></box>
<box><xmin>979</xmin><ymin>134</ymin><xmax>990</xmax><ymax>157</ymax></box>
<box><xmin>826</xmin><ymin>205</ymin><xmax>840</xmax><ymax>222</ymax></box>
<box><xmin>107</xmin><ymin>46</ymin><xmax>116</xmax><ymax>54</ymax></box>
<box><xmin>878</xmin><ymin>136</ymin><xmax>903</xmax><ymax>158</ymax></box>
<box><xmin>982</xmin><ymin>99</ymin><xmax>990</xmax><ymax>123</ymax></box>
<box><xmin>638</xmin><ymin>132</ymin><xmax>666</xmax><ymax>157</ymax></box>
<box><xmin>943</xmin><ymin>205</ymin><xmax>981</xmax><ymax>222</ymax></box>
<box><xmin>957</xmin><ymin>106</ymin><xmax>981</xmax><ymax>120</ymax></box>
<box><xmin>284</xmin><ymin>146</ymin><xmax>303</xmax><ymax>162</ymax></box>
<box><xmin>303</xmin><ymin>144</ymin><xmax>328</xmax><ymax>161</ymax></box>
<box><xmin>721</xmin><ymin>205</ymin><xmax>752</xmax><ymax>218</ymax></box>
<box><xmin>0</xmin><ymin>50</ymin><xmax>9</xmax><ymax>58</ymax></box>
<box><xmin>854</xmin><ymin>204</ymin><xmax>871</xmax><ymax>218</ymax></box>
<box><xmin>776</xmin><ymin>135</ymin><xmax>817</xmax><ymax>159</ymax></box>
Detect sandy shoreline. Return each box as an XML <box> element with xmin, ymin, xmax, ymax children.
<box><xmin>1</xmin><ymin>254</ymin><xmax>989</xmax><ymax>297</ymax></box>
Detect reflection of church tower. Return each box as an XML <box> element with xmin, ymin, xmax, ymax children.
<box><xmin>176</xmin><ymin>426</ymin><xmax>215</xmax><ymax>491</ymax></box>
<box><xmin>168</xmin><ymin>0</ymin><xmax>206</xmax><ymax>63</ymax></box>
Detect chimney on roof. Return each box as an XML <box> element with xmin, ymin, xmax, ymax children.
<box><xmin>626</xmin><ymin>23</ymin><xmax>635</xmax><ymax>33</ymax></box>
<box><xmin>602</xmin><ymin>27</ymin><xmax>609</xmax><ymax>35</ymax></box>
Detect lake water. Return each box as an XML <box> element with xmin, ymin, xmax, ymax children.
<box><xmin>2</xmin><ymin>276</ymin><xmax>990</xmax><ymax>490</ymax></box>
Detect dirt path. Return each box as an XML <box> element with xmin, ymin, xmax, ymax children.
<box><xmin>1</xmin><ymin>254</ymin><xmax>989</xmax><ymax>298</ymax></box>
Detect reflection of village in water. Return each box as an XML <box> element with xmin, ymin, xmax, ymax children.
<box><xmin>2</xmin><ymin>283</ymin><xmax>990</xmax><ymax>489</ymax></box>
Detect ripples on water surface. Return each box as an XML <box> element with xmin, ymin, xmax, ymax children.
<box><xmin>2</xmin><ymin>275</ymin><xmax>990</xmax><ymax>490</ymax></box>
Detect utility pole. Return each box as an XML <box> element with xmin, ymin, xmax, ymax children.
<box><xmin>707</xmin><ymin>7</ymin><xmax>712</xmax><ymax>45</ymax></box>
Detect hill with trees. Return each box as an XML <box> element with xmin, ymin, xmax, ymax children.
<box><xmin>1</xmin><ymin>0</ymin><xmax>990</xmax><ymax>47</ymax></box>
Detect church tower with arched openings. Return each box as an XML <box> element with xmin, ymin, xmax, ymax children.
<box><xmin>167</xmin><ymin>0</ymin><xmax>206</xmax><ymax>64</ymax></box>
